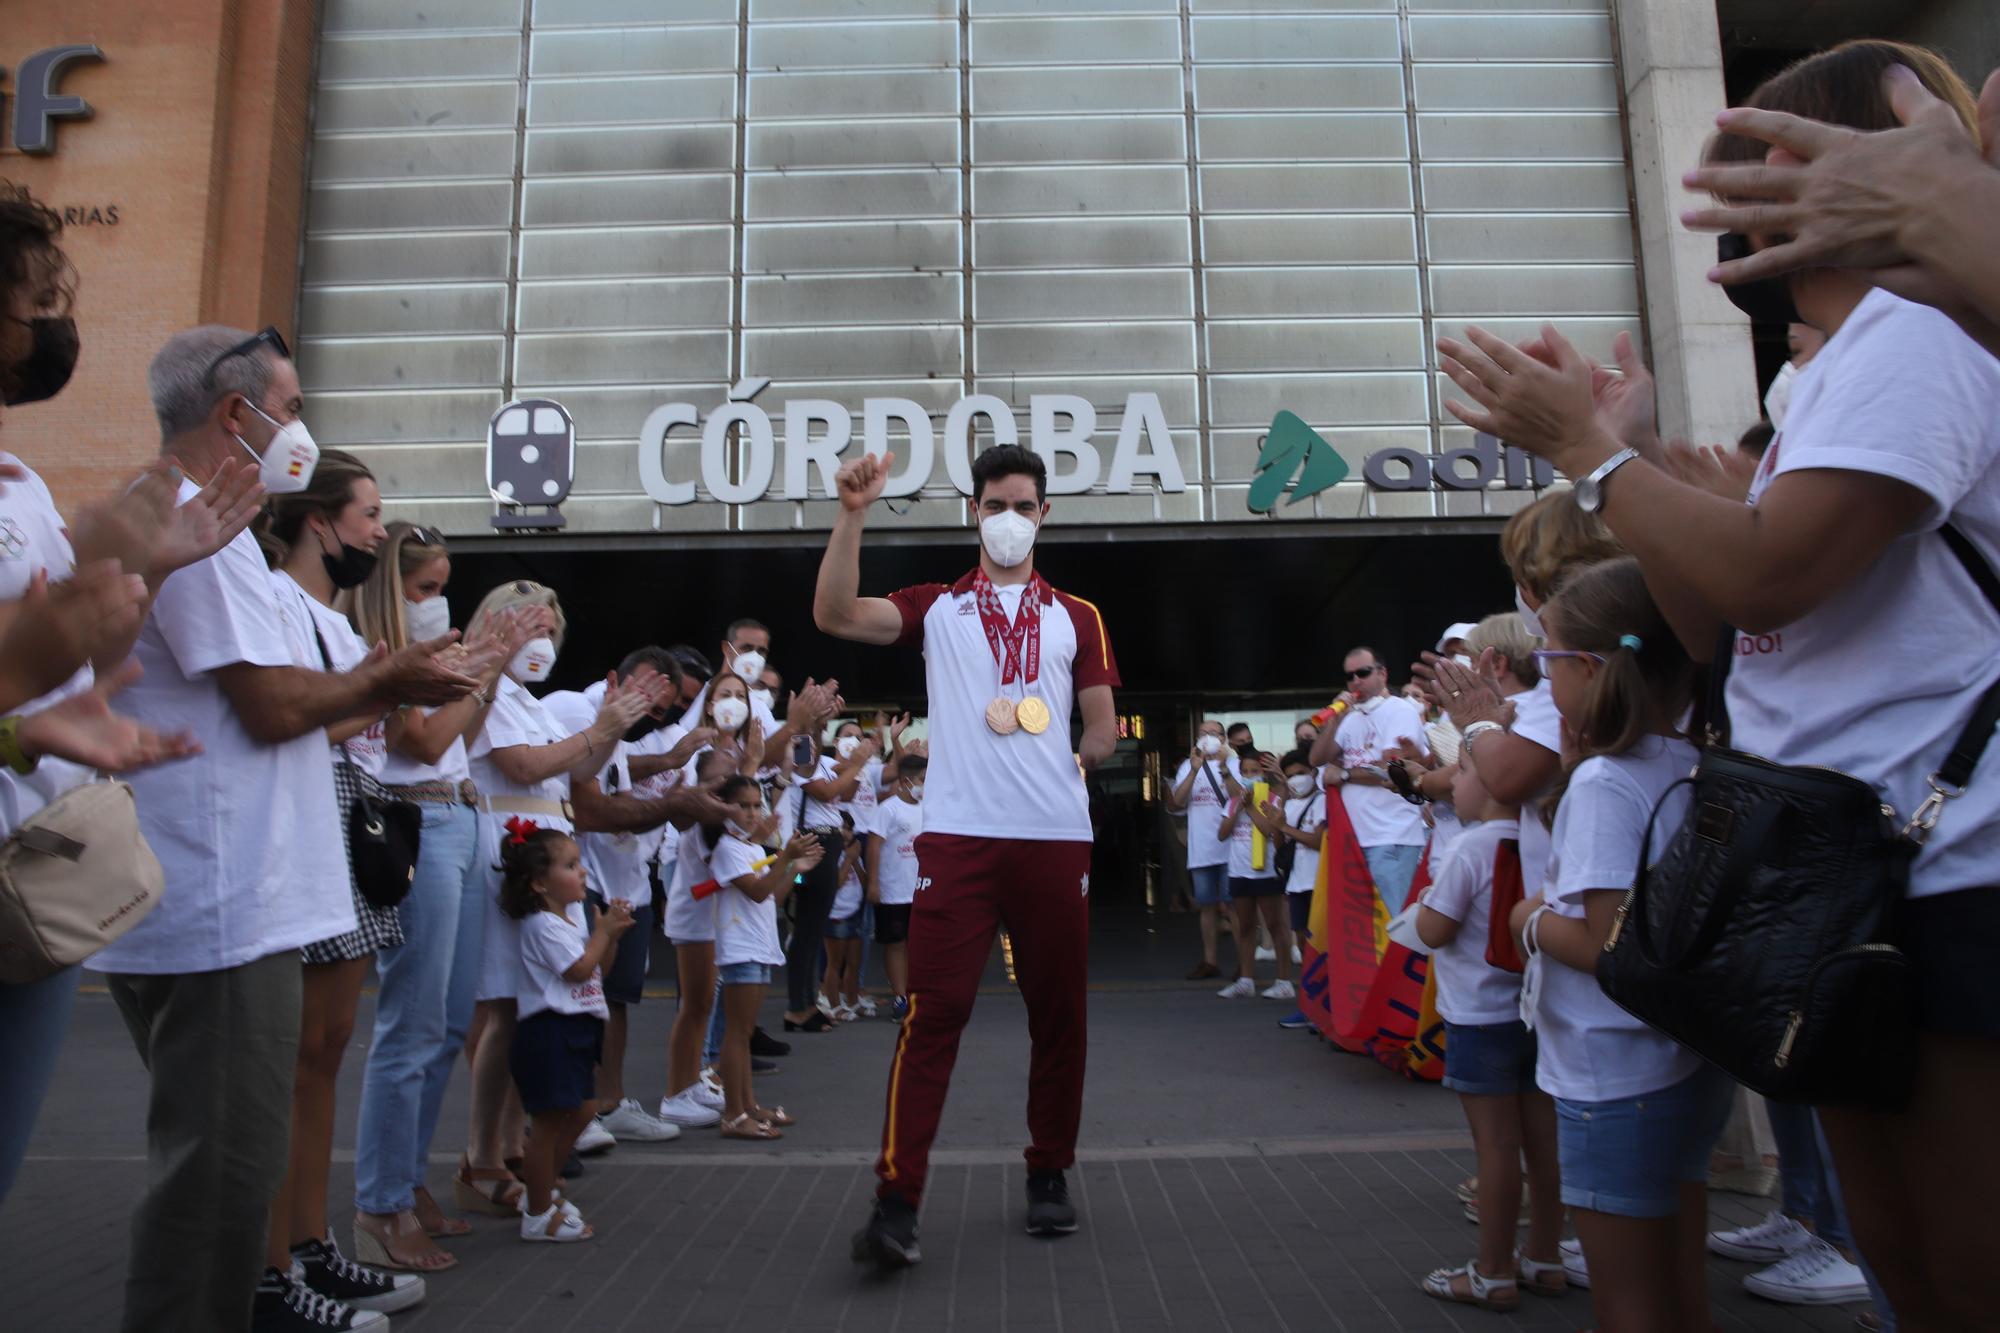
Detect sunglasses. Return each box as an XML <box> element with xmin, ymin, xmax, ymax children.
<box><xmin>1345</xmin><ymin>665</ymin><xmax>1378</xmax><ymax>680</ymax></box>
<box><xmin>1531</xmin><ymin>648</ymin><xmax>1606</xmax><ymax>668</ymax></box>
<box><xmin>201</xmin><ymin>325</ymin><xmax>291</xmax><ymax>387</ymax></box>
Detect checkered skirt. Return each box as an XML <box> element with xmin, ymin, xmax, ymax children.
<box><xmin>302</xmin><ymin>757</ymin><xmax>407</xmax><ymax>963</ymax></box>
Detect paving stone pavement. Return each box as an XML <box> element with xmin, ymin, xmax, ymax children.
<box><xmin>4</xmin><ymin>935</ymin><xmax>1863</xmax><ymax>1332</ymax></box>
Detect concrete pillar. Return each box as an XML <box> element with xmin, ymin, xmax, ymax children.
<box><xmin>1613</xmin><ymin>0</ymin><xmax>1759</xmax><ymax>447</ymax></box>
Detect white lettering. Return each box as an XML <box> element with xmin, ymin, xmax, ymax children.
<box><xmin>638</xmin><ymin>403</ymin><xmax>700</xmax><ymax>505</ymax></box>
<box><xmin>782</xmin><ymin>399</ymin><xmax>850</xmax><ymax>500</ymax></box>
<box><xmin>942</xmin><ymin>394</ymin><xmax>1018</xmax><ymax>496</ymax></box>
<box><xmin>861</xmin><ymin>397</ymin><xmax>933</xmax><ymax>499</ymax></box>
<box><xmin>1030</xmin><ymin>395</ymin><xmax>1100</xmax><ymax>495</ymax></box>
<box><xmin>1108</xmin><ymin>392</ymin><xmax>1188</xmax><ymax>492</ymax></box>
<box><xmin>701</xmin><ymin>403</ymin><xmax>774</xmax><ymax>505</ymax></box>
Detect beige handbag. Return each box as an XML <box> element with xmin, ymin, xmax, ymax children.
<box><xmin>0</xmin><ymin>781</ymin><xmax>164</xmax><ymax>984</ymax></box>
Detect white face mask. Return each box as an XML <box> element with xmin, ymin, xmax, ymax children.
<box><xmin>730</xmin><ymin>648</ymin><xmax>766</xmax><ymax>684</ymax></box>
<box><xmin>404</xmin><ymin>595</ymin><xmax>450</xmax><ymax>643</ymax></box>
<box><xmin>1288</xmin><ymin>774</ymin><xmax>1316</xmax><ymax>797</ymax></box>
<box><xmin>979</xmin><ymin>510</ymin><xmax>1039</xmax><ymax>569</ymax></box>
<box><xmin>508</xmin><ymin>637</ymin><xmax>557</xmax><ymax>683</ymax></box>
<box><xmin>907</xmin><ymin>782</ymin><xmax>924</xmax><ymax>802</ymax></box>
<box><xmin>749</xmin><ymin>687</ymin><xmax>774</xmax><ymax>713</ymax></box>
<box><xmin>837</xmin><ymin>735</ymin><xmax>863</xmax><ymax>760</ymax></box>
<box><xmin>1515</xmin><ymin>586</ymin><xmax>1545</xmax><ymax>641</ymax></box>
<box><xmin>1763</xmin><ymin>358</ymin><xmax>1799</xmax><ymax>429</ymax></box>
<box><xmin>712</xmin><ymin>696</ymin><xmax>749</xmax><ymax>731</ymax></box>
<box><xmin>724</xmin><ymin>817</ymin><xmax>754</xmax><ymax>842</ymax></box>
<box><xmin>236</xmin><ymin>401</ymin><xmax>320</xmax><ymax>496</ymax></box>
<box><xmin>1197</xmin><ymin>733</ymin><xmax>1223</xmax><ymax>757</ymax></box>
<box><xmin>1452</xmin><ymin>654</ymin><xmax>1473</xmax><ymax>667</ymax></box>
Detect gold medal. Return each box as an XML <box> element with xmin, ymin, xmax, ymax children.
<box><xmin>1015</xmin><ymin>697</ymin><xmax>1051</xmax><ymax>735</ymax></box>
<box><xmin>985</xmin><ymin>696</ymin><xmax>1021</xmax><ymax>735</ymax></box>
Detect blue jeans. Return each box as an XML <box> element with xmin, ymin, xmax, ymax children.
<box><xmin>353</xmin><ymin>801</ymin><xmax>483</xmax><ymax>1215</ymax></box>
<box><xmin>1816</xmin><ymin>1116</ymin><xmax>1896</xmax><ymax>1328</ymax></box>
<box><xmin>1769</xmin><ymin>1099</ymin><xmax>1851</xmax><ymax>1249</ymax></box>
<box><xmin>1363</xmin><ymin>843</ymin><xmax>1424</xmax><ymax>915</ymax></box>
<box><xmin>0</xmin><ymin>966</ymin><xmax>80</xmax><ymax>1203</ymax></box>
<box><xmin>1188</xmin><ymin>863</ymin><xmax>1229</xmax><ymax>907</ymax></box>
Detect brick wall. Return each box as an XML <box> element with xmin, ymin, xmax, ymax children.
<box><xmin>0</xmin><ymin>0</ymin><xmax>317</xmax><ymax>515</ymax></box>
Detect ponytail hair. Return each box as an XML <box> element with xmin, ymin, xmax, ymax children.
<box><xmin>495</xmin><ymin>823</ymin><xmax>574</xmax><ymax>919</ymax></box>
<box><xmin>1538</xmin><ymin>557</ymin><xmax>1696</xmax><ymax>825</ymax></box>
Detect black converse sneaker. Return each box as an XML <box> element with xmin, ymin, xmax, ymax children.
<box><xmin>292</xmin><ymin>1235</ymin><xmax>426</xmax><ymax>1314</ymax></box>
<box><xmin>1026</xmin><ymin>1168</ymin><xmax>1079</xmax><ymax>1237</ymax></box>
<box><xmin>850</xmin><ymin>1194</ymin><xmax>921</xmax><ymax>1269</ymax></box>
<box><xmin>251</xmin><ymin>1266</ymin><xmax>386</xmax><ymax>1331</ymax></box>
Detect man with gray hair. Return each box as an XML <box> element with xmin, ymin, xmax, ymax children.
<box><xmin>88</xmin><ymin>325</ymin><xmax>485</xmax><ymax>1333</ymax></box>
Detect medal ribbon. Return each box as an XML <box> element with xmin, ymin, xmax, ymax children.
<box><xmin>972</xmin><ymin>571</ymin><xmax>1046</xmax><ymax>687</ymax></box>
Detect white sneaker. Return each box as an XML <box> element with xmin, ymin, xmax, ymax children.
<box><xmin>1253</xmin><ymin>945</ymin><xmax>1277</xmax><ymax>962</ymax></box>
<box><xmin>1709</xmin><ymin>1208</ymin><xmax>1813</xmax><ymax>1263</ymax></box>
<box><xmin>1743</xmin><ymin>1237</ymin><xmax>1870</xmax><ymax>1305</ymax></box>
<box><xmin>1216</xmin><ymin>977</ymin><xmax>1256</xmax><ymax>999</ymax></box>
<box><xmin>1561</xmin><ymin>1237</ymin><xmax>1590</xmax><ymax>1289</ymax></box>
<box><xmin>1290</xmin><ymin>944</ymin><xmax>1302</xmax><ymax>965</ymax></box>
<box><xmin>1260</xmin><ymin>979</ymin><xmax>1296</xmax><ymax>1000</ymax></box>
<box><xmin>598</xmin><ymin>1097</ymin><xmax>681</xmax><ymax>1142</ymax></box>
<box><xmin>657</xmin><ymin>1087</ymin><xmax>723</xmax><ymax>1128</ymax></box>
<box><xmin>692</xmin><ymin>1069</ymin><xmax>726</xmax><ymax>1110</ymax></box>
<box><xmin>573</xmin><ymin>1117</ymin><xmax>616</xmax><ymax>1156</ymax></box>
<box><xmin>854</xmin><ymin>996</ymin><xmax>878</xmax><ymax>1017</ymax></box>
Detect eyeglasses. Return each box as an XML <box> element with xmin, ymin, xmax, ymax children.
<box><xmin>1531</xmin><ymin>649</ymin><xmax>1606</xmax><ymax>668</ymax></box>
<box><xmin>1345</xmin><ymin>665</ymin><xmax>1378</xmax><ymax>680</ymax></box>
<box><xmin>201</xmin><ymin>325</ymin><xmax>291</xmax><ymax>387</ymax></box>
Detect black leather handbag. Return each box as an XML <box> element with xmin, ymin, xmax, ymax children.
<box><xmin>310</xmin><ymin>619</ymin><xmax>422</xmax><ymax>911</ymax></box>
<box><xmin>1597</xmin><ymin>525</ymin><xmax>2000</xmax><ymax>1111</ymax></box>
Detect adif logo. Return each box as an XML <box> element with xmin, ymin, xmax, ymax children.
<box><xmin>1249</xmin><ymin>411</ymin><xmax>1350</xmax><ymax>513</ymax></box>
<box><xmin>914</xmin><ymin>876</ymin><xmax>934</xmax><ymax>895</ymax></box>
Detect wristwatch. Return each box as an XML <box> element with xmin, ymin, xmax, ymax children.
<box><xmin>1573</xmin><ymin>446</ymin><xmax>1639</xmax><ymax>513</ymax></box>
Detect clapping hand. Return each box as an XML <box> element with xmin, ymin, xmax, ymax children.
<box><xmin>782</xmin><ymin>831</ymin><xmax>825</xmax><ymax>873</ymax></box>
<box><xmin>374</xmin><ymin>632</ymin><xmax>481</xmax><ymax>706</ymax></box>
<box><xmin>0</xmin><ymin>562</ymin><xmax>148</xmax><ymax>710</ymax></box>
<box><xmin>1412</xmin><ymin>648</ymin><xmax>1513</xmax><ymax>730</ymax></box>
<box><xmin>16</xmin><ymin>660</ymin><xmax>201</xmax><ymax>773</ymax></box>
<box><xmin>595</xmin><ymin>899</ymin><xmax>636</xmax><ymax>940</ymax></box>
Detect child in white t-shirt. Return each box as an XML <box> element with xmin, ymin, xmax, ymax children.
<box><xmin>1214</xmin><ymin>753</ymin><xmax>1294</xmax><ymax>1001</ymax></box>
<box><xmin>865</xmin><ymin>755</ymin><xmax>926</xmax><ymax>1023</ymax></box>
<box><xmin>500</xmin><ymin>825</ymin><xmax>634</xmax><ymax>1244</ymax></box>
<box><xmin>1414</xmin><ymin>741</ymin><xmax>1562</xmax><ymax>1312</ymax></box>
<box><xmin>1508</xmin><ymin>558</ymin><xmax>1722</xmax><ymax>1331</ymax></box>
<box><xmin>819</xmin><ymin>811</ymin><xmax>868</xmax><ymax>1021</ymax></box>
<box><xmin>711</xmin><ymin>775</ymin><xmax>823</xmax><ymax>1140</ymax></box>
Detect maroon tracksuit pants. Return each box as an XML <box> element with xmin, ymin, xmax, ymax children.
<box><xmin>874</xmin><ymin>832</ymin><xmax>1092</xmax><ymax>1207</ymax></box>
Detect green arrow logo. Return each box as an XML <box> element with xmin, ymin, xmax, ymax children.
<box><xmin>1248</xmin><ymin>411</ymin><xmax>1350</xmax><ymax>513</ymax></box>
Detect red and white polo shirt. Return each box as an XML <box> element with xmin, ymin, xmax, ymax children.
<box><xmin>887</xmin><ymin>570</ymin><xmax>1119</xmax><ymax>843</ymax></box>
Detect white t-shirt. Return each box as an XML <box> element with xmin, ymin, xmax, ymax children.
<box><xmin>1223</xmin><ymin>791</ymin><xmax>1276</xmax><ymax>880</ymax></box>
<box><xmin>1174</xmin><ymin>756</ymin><xmax>1239</xmax><ymax>869</ymax></box>
<box><xmin>870</xmin><ymin>796</ymin><xmax>924</xmax><ymax>905</ymax></box>
<box><xmin>378</xmin><ymin>726</ymin><xmax>471</xmax><ymax>788</ymax></box>
<box><xmin>543</xmin><ymin>689</ymin><xmax>673</xmax><ymax>910</ymax></box>
<box><xmin>887</xmin><ymin>572</ymin><xmax>1119</xmax><ymax>842</ymax></box>
<box><xmin>469</xmin><ymin>675</ymin><xmax>575</xmax><ymax>1001</ymax></box>
<box><xmin>91</xmin><ymin>479</ymin><xmax>351</xmax><ymax>974</ymax></box>
<box><xmin>1282</xmin><ymin>791</ymin><xmax>1324</xmax><ymax>894</ymax></box>
<box><xmin>1534</xmin><ymin>737</ymin><xmax>1703</xmax><ymax>1102</ymax></box>
<box><xmin>831</xmin><ymin>856</ymin><xmax>864</xmax><ymax>920</ymax></box>
<box><xmin>1732</xmin><ymin>288</ymin><xmax>2000</xmax><ymax>900</ymax></box>
<box><xmin>1335</xmin><ymin>695</ymin><xmax>1429</xmax><ymax>847</ymax></box>
<box><xmin>0</xmin><ymin>455</ymin><xmax>93</xmax><ymax>838</ymax></box>
<box><xmin>662</xmin><ymin>823</ymin><xmax>722</xmax><ymax>943</ymax></box>
<box><xmin>270</xmin><ymin>571</ymin><xmax>386</xmax><ymax>780</ymax></box>
<box><xmin>713</xmin><ymin>832</ymin><xmax>783</xmax><ymax>966</ymax></box>
<box><xmin>518</xmin><ymin>902</ymin><xmax>607</xmax><ymax>1019</ymax></box>
<box><xmin>1420</xmin><ymin>817</ymin><xmax>1524</xmax><ymax>1025</ymax></box>
<box><xmin>1506</xmin><ymin>680</ymin><xmax>1562</xmax><ymax>895</ymax></box>
<box><xmin>801</xmin><ymin>753</ymin><xmax>868</xmax><ymax>830</ymax></box>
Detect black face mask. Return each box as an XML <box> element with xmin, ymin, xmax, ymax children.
<box><xmin>1233</xmin><ymin>742</ymin><xmax>1257</xmax><ymax>760</ymax></box>
<box><xmin>1716</xmin><ymin>234</ymin><xmax>1802</xmax><ymax>327</ymax></box>
<box><xmin>624</xmin><ymin>714</ymin><xmax>666</xmax><ymax>743</ymax></box>
<box><xmin>318</xmin><ymin>530</ymin><xmax>379</xmax><ymax>591</ymax></box>
<box><xmin>2</xmin><ymin>315</ymin><xmax>79</xmax><ymax>406</ymax></box>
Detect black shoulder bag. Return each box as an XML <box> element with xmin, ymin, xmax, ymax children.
<box><xmin>310</xmin><ymin>620</ymin><xmax>422</xmax><ymax>910</ymax></box>
<box><xmin>1597</xmin><ymin>525</ymin><xmax>2000</xmax><ymax>1110</ymax></box>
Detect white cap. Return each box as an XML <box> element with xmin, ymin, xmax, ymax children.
<box><xmin>1435</xmin><ymin>622</ymin><xmax>1478</xmax><ymax>653</ymax></box>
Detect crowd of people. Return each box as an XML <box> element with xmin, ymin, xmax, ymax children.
<box><xmin>3</xmin><ymin>30</ymin><xmax>1998</xmax><ymax>1333</ymax></box>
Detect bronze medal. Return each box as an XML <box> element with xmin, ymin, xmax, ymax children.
<box><xmin>1015</xmin><ymin>697</ymin><xmax>1051</xmax><ymax>735</ymax></box>
<box><xmin>985</xmin><ymin>696</ymin><xmax>1021</xmax><ymax>735</ymax></box>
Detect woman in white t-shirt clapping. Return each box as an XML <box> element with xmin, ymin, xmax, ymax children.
<box><xmin>1214</xmin><ymin>752</ymin><xmax>1294</xmax><ymax>1002</ymax></box>
<box><xmin>711</xmin><ymin>775</ymin><xmax>823</xmax><ymax>1139</ymax></box>
<box><xmin>1506</xmin><ymin>559</ymin><xmax>1719</xmax><ymax>1332</ymax></box>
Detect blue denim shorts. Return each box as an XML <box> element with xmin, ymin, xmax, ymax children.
<box><xmin>1556</xmin><ymin>1067</ymin><xmax>1733</xmax><ymax>1218</ymax></box>
<box><xmin>717</xmin><ymin>961</ymin><xmax>772</xmax><ymax>986</ymax></box>
<box><xmin>824</xmin><ymin>913</ymin><xmax>863</xmax><ymax>941</ymax></box>
<box><xmin>1189</xmin><ymin>863</ymin><xmax>1230</xmax><ymax>907</ymax></box>
<box><xmin>1442</xmin><ymin>1020</ymin><xmax>1538</xmax><ymax>1096</ymax></box>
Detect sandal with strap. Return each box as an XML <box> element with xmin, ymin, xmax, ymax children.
<box><xmin>453</xmin><ymin>1155</ymin><xmax>525</xmax><ymax>1217</ymax></box>
<box><xmin>520</xmin><ymin>1202</ymin><xmax>593</xmax><ymax>1244</ymax></box>
<box><xmin>1421</xmin><ymin>1260</ymin><xmax>1521</xmax><ymax>1312</ymax></box>
<box><xmin>352</xmin><ymin>1210</ymin><xmax>460</xmax><ymax>1273</ymax></box>
<box><xmin>753</xmin><ymin>1105</ymin><xmax>796</xmax><ymax>1128</ymax></box>
<box><xmin>1515</xmin><ymin>1248</ymin><xmax>1568</xmax><ymax>1297</ymax></box>
<box><xmin>412</xmin><ymin>1185</ymin><xmax>472</xmax><ymax>1239</ymax></box>
<box><xmin>721</xmin><ymin>1112</ymin><xmax>783</xmax><ymax>1140</ymax></box>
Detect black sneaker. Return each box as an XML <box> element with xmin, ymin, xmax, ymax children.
<box><xmin>1026</xmin><ymin>1169</ymin><xmax>1079</xmax><ymax>1237</ymax></box>
<box><xmin>252</xmin><ymin>1267</ymin><xmax>384</xmax><ymax>1331</ymax></box>
<box><xmin>850</xmin><ymin>1194</ymin><xmax>922</xmax><ymax>1269</ymax></box>
<box><xmin>752</xmin><ymin>1055</ymin><xmax>780</xmax><ymax>1075</ymax></box>
<box><xmin>751</xmin><ymin>1026</ymin><xmax>791</xmax><ymax>1057</ymax></box>
<box><xmin>292</xmin><ymin>1236</ymin><xmax>426</xmax><ymax>1315</ymax></box>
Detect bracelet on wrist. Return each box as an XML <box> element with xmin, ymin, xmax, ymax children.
<box><xmin>0</xmin><ymin>714</ymin><xmax>38</xmax><ymax>775</ymax></box>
